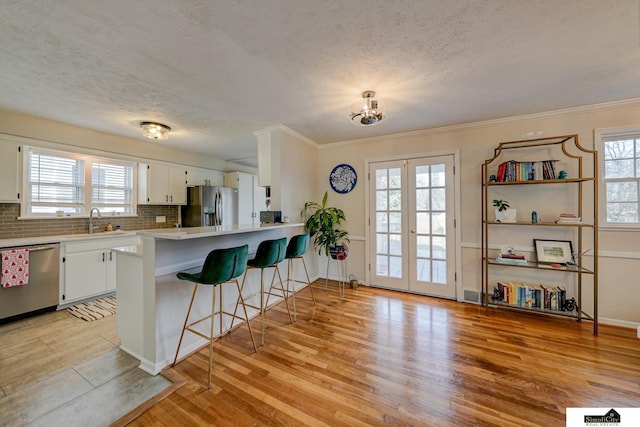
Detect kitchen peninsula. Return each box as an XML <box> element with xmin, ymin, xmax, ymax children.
<box><xmin>114</xmin><ymin>223</ymin><xmax>305</xmax><ymax>375</ymax></box>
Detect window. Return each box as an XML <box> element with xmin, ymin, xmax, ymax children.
<box><xmin>23</xmin><ymin>147</ymin><xmax>136</xmax><ymax>217</ymax></box>
<box><xmin>596</xmin><ymin>127</ymin><xmax>640</xmax><ymax>227</ymax></box>
<box><xmin>92</xmin><ymin>158</ymin><xmax>134</xmax><ymax>214</ymax></box>
<box><xmin>27</xmin><ymin>148</ymin><xmax>86</xmax><ymax>215</ymax></box>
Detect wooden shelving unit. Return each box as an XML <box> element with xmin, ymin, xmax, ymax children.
<box><xmin>481</xmin><ymin>134</ymin><xmax>599</xmax><ymax>335</ymax></box>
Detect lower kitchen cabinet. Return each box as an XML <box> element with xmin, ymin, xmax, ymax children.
<box><xmin>60</xmin><ymin>235</ymin><xmax>139</xmax><ymax>304</ymax></box>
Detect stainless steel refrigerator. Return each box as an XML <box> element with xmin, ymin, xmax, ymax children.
<box><xmin>181</xmin><ymin>185</ymin><xmax>238</xmax><ymax>227</ymax></box>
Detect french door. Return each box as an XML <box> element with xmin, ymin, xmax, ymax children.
<box><xmin>368</xmin><ymin>155</ymin><xmax>456</xmax><ymax>298</ymax></box>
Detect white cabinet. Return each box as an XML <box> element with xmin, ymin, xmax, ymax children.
<box><xmin>186</xmin><ymin>166</ymin><xmax>224</xmax><ymax>187</ymax></box>
<box><xmin>138</xmin><ymin>162</ymin><xmax>187</xmax><ymax>205</ymax></box>
<box><xmin>61</xmin><ymin>234</ymin><xmax>139</xmax><ymax>304</ymax></box>
<box><xmin>226</xmin><ymin>172</ymin><xmax>265</xmax><ymax>225</ymax></box>
<box><xmin>0</xmin><ymin>139</ymin><xmax>22</xmax><ymax>202</ymax></box>
<box><xmin>63</xmin><ymin>249</ymin><xmax>109</xmax><ymax>302</ymax></box>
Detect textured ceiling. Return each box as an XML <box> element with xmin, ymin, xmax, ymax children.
<box><xmin>1</xmin><ymin>1</ymin><xmax>639</xmax><ymax>167</ymax></box>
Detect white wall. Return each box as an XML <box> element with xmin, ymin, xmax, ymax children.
<box><xmin>316</xmin><ymin>99</ymin><xmax>640</xmax><ymax>327</ymax></box>
<box><xmin>0</xmin><ymin>108</ymin><xmax>248</xmax><ymax>173</ymax></box>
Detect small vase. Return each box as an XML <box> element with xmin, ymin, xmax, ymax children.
<box><xmin>495</xmin><ymin>208</ymin><xmax>517</xmax><ymax>223</ymax></box>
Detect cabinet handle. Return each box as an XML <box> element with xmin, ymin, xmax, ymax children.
<box><xmin>102</xmin><ymin>252</ymin><xmax>105</xmax><ymax>262</ymax></box>
<box><xmin>170</xmin><ymin>195</ymin><xmax>173</xmax><ymax>203</ymax></box>
<box><xmin>165</xmin><ymin>195</ymin><xmax>169</xmax><ymax>202</ymax></box>
<box><xmin>109</xmin><ymin>251</ymin><xmax>113</xmax><ymax>261</ymax></box>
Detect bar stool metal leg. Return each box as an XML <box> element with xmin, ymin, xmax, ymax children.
<box><xmin>173</xmin><ymin>282</ymin><xmax>199</xmax><ymax>367</ymax></box>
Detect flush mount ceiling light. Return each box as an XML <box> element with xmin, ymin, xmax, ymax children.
<box><xmin>140</xmin><ymin>121</ymin><xmax>171</xmax><ymax>140</ymax></box>
<box><xmin>350</xmin><ymin>90</ymin><xmax>387</xmax><ymax>126</ymax></box>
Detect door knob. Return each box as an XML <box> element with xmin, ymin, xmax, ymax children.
<box><xmin>410</xmin><ymin>229</ymin><xmax>416</xmax><ymax>233</ymax></box>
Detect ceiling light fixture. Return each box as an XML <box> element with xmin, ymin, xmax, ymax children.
<box><xmin>140</xmin><ymin>121</ymin><xmax>171</xmax><ymax>140</ymax></box>
<box><xmin>350</xmin><ymin>90</ymin><xmax>387</xmax><ymax>126</ymax></box>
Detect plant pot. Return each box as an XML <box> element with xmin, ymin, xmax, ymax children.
<box><xmin>329</xmin><ymin>242</ymin><xmax>349</xmax><ymax>260</ymax></box>
<box><xmin>495</xmin><ymin>208</ymin><xmax>517</xmax><ymax>223</ymax></box>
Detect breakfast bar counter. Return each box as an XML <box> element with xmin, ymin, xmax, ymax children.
<box><xmin>114</xmin><ymin>223</ymin><xmax>304</xmax><ymax>374</ymax></box>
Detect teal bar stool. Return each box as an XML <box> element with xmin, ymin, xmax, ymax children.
<box><xmin>284</xmin><ymin>233</ymin><xmax>316</xmax><ymax>321</ymax></box>
<box><xmin>235</xmin><ymin>237</ymin><xmax>292</xmax><ymax>345</ymax></box>
<box><xmin>173</xmin><ymin>244</ymin><xmax>257</xmax><ymax>390</ymax></box>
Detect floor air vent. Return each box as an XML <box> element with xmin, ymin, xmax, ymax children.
<box><xmin>463</xmin><ymin>289</ymin><xmax>482</xmax><ymax>305</ymax></box>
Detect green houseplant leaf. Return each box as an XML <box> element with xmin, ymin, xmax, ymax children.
<box><xmin>303</xmin><ymin>191</ymin><xmax>350</xmax><ymax>256</ymax></box>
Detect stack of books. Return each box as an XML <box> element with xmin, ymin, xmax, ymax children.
<box><xmin>495</xmin><ymin>251</ymin><xmax>528</xmax><ymax>266</ymax></box>
<box><xmin>555</xmin><ymin>213</ymin><xmax>582</xmax><ymax>224</ymax></box>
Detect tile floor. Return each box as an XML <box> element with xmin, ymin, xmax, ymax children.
<box><xmin>0</xmin><ymin>309</ymin><xmax>171</xmax><ymax>427</ymax></box>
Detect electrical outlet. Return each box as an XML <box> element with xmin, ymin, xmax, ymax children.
<box><xmin>156</xmin><ymin>215</ymin><xmax>166</xmax><ymax>223</ymax></box>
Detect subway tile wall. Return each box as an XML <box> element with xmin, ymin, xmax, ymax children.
<box><xmin>0</xmin><ymin>204</ymin><xmax>179</xmax><ymax>239</ymax></box>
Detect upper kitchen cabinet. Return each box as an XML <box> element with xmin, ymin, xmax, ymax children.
<box><xmin>138</xmin><ymin>162</ymin><xmax>187</xmax><ymax>205</ymax></box>
<box><xmin>185</xmin><ymin>166</ymin><xmax>224</xmax><ymax>187</ymax></box>
<box><xmin>226</xmin><ymin>171</ymin><xmax>265</xmax><ymax>225</ymax></box>
<box><xmin>0</xmin><ymin>138</ymin><xmax>22</xmax><ymax>203</ymax></box>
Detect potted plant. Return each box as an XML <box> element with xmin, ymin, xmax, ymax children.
<box><xmin>493</xmin><ymin>199</ymin><xmax>516</xmax><ymax>222</ymax></box>
<box><xmin>303</xmin><ymin>191</ymin><xmax>350</xmax><ymax>258</ymax></box>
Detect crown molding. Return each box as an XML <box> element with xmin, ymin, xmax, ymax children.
<box><xmin>254</xmin><ymin>124</ymin><xmax>317</xmax><ymax>147</ymax></box>
<box><xmin>321</xmin><ymin>97</ymin><xmax>640</xmax><ymax>149</ymax></box>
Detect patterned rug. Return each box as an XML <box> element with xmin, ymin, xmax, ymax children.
<box><xmin>67</xmin><ymin>295</ymin><xmax>116</xmax><ymax>321</ymax></box>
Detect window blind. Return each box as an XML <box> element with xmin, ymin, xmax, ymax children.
<box><xmin>28</xmin><ymin>149</ymin><xmax>85</xmax><ymax>215</ymax></box>
<box><xmin>92</xmin><ymin>159</ymin><xmax>134</xmax><ymax>214</ymax></box>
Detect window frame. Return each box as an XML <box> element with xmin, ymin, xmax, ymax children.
<box><xmin>595</xmin><ymin>126</ymin><xmax>640</xmax><ymax>230</ymax></box>
<box><xmin>91</xmin><ymin>156</ymin><xmax>136</xmax><ymax>215</ymax></box>
<box><xmin>22</xmin><ymin>146</ymin><xmax>137</xmax><ymax>218</ymax></box>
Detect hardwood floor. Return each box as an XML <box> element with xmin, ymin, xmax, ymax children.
<box><xmin>129</xmin><ymin>282</ymin><xmax>640</xmax><ymax>427</ymax></box>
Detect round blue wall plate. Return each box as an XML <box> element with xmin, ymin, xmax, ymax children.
<box><xmin>330</xmin><ymin>163</ymin><xmax>357</xmax><ymax>194</ymax></box>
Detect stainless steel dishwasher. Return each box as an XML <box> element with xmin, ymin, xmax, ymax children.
<box><xmin>0</xmin><ymin>243</ymin><xmax>60</xmax><ymax>323</ymax></box>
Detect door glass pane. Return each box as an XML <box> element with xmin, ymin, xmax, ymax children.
<box><xmin>416</xmin><ymin>189</ymin><xmax>430</xmax><ymax>210</ymax></box>
<box><xmin>432</xmin><ymin>236</ymin><xmax>446</xmax><ymax>259</ymax></box>
<box><xmin>432</xmin><ymin>260</ymin><xmax>447</xmax><ymax>284</ymax></box>
<box><xmin>377</xmin><ymin>255</ymin><xmax>388</xmax><ymax>275</ymax></box>
<box><xmin>389</xmin><ymin>212</ymin><xmax>401</xmax><ymax>232</ymax></box>
<box><xmin>377</xmin><ymin>213</ymin><xmax>388</xmax><ymax>232</ymax></box>
<box><xmin>376</xmin><ymin>233</ymin><xmax>388</xmax><ymax>253</ymax></box>
<box><xmin>431</xmin><ymin>188</ymin><xmax>446</xmax><ymax>210</ymax></box>
<box><xmin>389</xmin><ymin>190</ymin><xmax>402</xmax><ymax>210</ymax></box>
<box><xmin>376</xmin><ymin>190</ymin><xmax>388</xmax><ymax>210</ymax></box>
<box><xmin>432</xmin><ymin>212</ymin><xmax>446</xmax><ymax>235</ymax></box>
<box><xmin>431</xmin><ymin>164</ymin><xmax>446</xmax><ymax>186</ymax></box>
<box><xmin>376</xmin><ymin>170</ymin><xmax>389</xmax><ymax>189</ymax></box>
<box><xmin>416</xmin><ymin>165</ymin><xmax>429</xmax><ymax>186</ymax></box>
<box><xmin>416</xmin><ymin>236</ymin><xmax>430</xmax><ymax>258</ymax></box>
<box><xmin>389</xmin><ymin>234</ymin><xmax>402</xmax><ymax>255</ymax></box>
<box><xmin>416</xmin><ymin>259</ymin><xmax>430</xmax><ymax>282</ymax></box>
<box><xmin>416</xmin><ymin>212</ymin><xmax>430</xmax><ymax>234</ymax></box>
<box><xmin>389</xmin><ymin>168</ymin><xmax>401</xmax><ymax>188</ymax></box>
<box><xmin>389</xmin><ymin>256</ymin><xmax>402</xmax><ymax>278</ymax></box>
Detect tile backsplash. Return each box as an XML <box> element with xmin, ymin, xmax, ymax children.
<box><xmin>0</xmin><ymin>204</ymin><xmax>179</xmax><ymax>239</ymax></box>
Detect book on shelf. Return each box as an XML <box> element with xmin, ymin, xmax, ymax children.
<box><xmin>494</xmin><ymin>160</ymin><xmax>559</xmax><ymax>182</ymax></box>
<box><xmin>495</xmin><ymin>255</ymin><xmax>528</xmax><ymax>265</ymax></box>
<box><xmin>555</xmin><ymin>213</ymin><xmax>582</xmax><ymax>224</ymax></box>
<box><xmin>494</xmin><ymin>281</ymin><xmax>568</xmax><ymax>312</ymax></box>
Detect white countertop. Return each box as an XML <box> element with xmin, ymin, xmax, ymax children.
<box><xmin>111</xmin><ymin>244</ymin><xmax>144</xmax><ymax>256</ymax></box>
<box><xmin>0</xmin><ymin>230</ymin><xmax>137</xmax><ymax>248</ymax></box>
<box><xmin>137</xmin><ymin>222</ymin><xmax>304</xmax><ymax>240</ymax></box>
<box><xmin>0</xmin><ymin>223</ymin><xmax>305</xmax><ymax>248</ymax></box>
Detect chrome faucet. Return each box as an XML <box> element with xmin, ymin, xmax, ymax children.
<box><xmin>89</xmin><ymin>208</ymin><xmax>101</xmax><ymax>234</ymax></box>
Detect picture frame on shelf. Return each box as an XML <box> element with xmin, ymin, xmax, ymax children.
<box><xmin>533</xmin><ymin>239</ymin><xmax>574</xmax><ymax>264</ymax></box>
